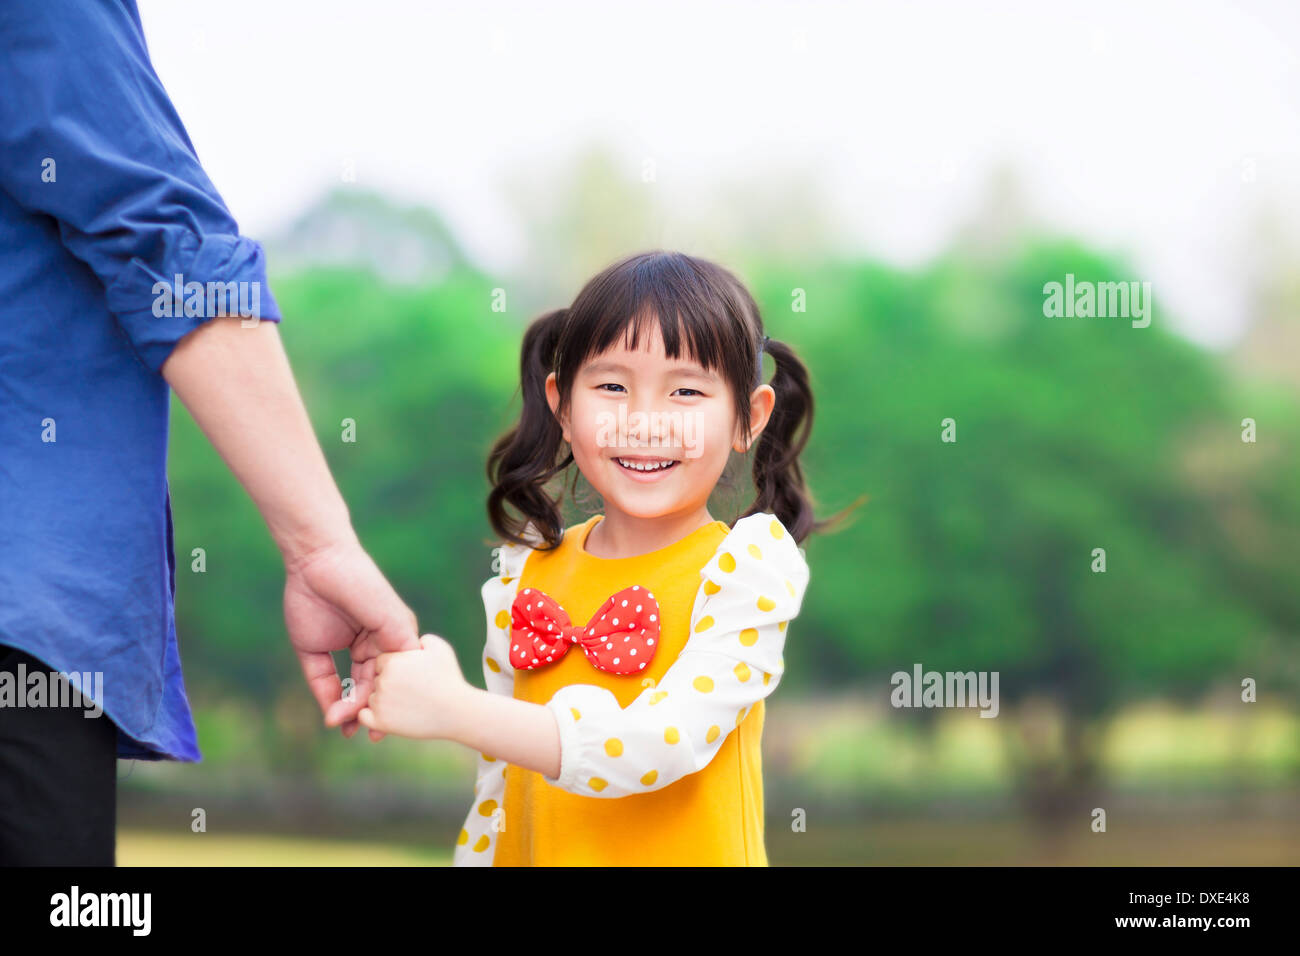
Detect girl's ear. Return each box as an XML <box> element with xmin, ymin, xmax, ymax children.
<box><xmin>545</xmin><ymin>372</ymin><xmax>571</xmax><ymax>441</ymax></box>
<box><xmin>733</xmin><ymin>384</ymin><xmax>776</xmax><ymax>453</ymax></box>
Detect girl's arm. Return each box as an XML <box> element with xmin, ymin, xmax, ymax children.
<box><xmin>447</xmin><ymin>688</ymin><xmax>563</xmax><ymax>780</ymax></box>
<box><xmin>362</xmin><ymin>512</ymin><xmax>808</xmax><ymax>798</ymax></box>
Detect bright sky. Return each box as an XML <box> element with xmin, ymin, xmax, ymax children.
<box><xmin>138</xmin><ymin>0</ymin><xmax>1300</xmax><ymax>348</ymax></box>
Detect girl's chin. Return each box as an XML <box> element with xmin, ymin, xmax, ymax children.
<box><xmin>604</xmin><ymin>488</ymin><xmax>678</xmax><ymax>510</ymax></box>
<box><xmin>598</xmin><ymin>487</ymin><xmax>690</xmax><ymax>519</ymax></box>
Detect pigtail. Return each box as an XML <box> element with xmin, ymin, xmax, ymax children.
<box><xmin>744</xmin><ymin>336</ymin><xmax>863</xmax><ymax>543</ymax></box>
<box><xmin>486</xmin><ymin>308</ymin><xmax>572</xmax><ymax>550</ymax></box>
<box><xmin>745</xmin><ymin>337</ymin><xmax>815</xmax><ymax>541</ymax></box>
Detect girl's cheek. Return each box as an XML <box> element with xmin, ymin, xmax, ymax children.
<box><xmin>565</xmin><ymin>398</ymin><xmax>594</xmax><ymax>444</ymax></box>
<box><xmin>700</xmin><ymin>406</ymin><xmax>736</xmax><ymax>451</ymax></box>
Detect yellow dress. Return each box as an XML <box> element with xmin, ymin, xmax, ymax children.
<box><xmin>453</xmin><ymin>511</ymin><xmax>810</xmax><ymax>867</ymax></box>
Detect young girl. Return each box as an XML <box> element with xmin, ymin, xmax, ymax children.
<box><xmin>358</xmin><ymin>250</ymin><xmax>833</xmax><ymax>865</ymax></box>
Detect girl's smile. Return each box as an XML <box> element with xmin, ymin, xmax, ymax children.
<box><xmin>612</xmin><ymin>453</ymin><xmax>683</xmax><ymax>482</ymax></box>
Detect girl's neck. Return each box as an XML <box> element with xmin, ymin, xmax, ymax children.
<box><xmin>583</xmin><ymin>505</ymin><xmax>717</xmax><ymax>559</ymax></box>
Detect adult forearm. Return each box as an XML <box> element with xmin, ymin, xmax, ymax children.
<box><xmin>161</xmin><ymin>317</ymin><xmax>353</xmax><ymax>562</ymax></box>
<box><xmin>452</xmin><ymin>689</ymin><xmax>563</xmax><ymax>780</ymax></box>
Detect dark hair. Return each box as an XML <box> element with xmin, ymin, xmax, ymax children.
<box><xmin>487</xmin><ymin>250</ymin><xmax>857</xmax><ymax>550</ymax></box>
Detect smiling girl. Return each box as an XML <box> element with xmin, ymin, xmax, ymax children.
<box><xmin>359</xmin><ymin>250</ymin><xmax>840</xmax><ymax>865</ymax></box>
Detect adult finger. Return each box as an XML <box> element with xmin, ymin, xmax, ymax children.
<box><xmin>342</xmin><ymin>655</ymin><xmax>376</xmax><ymax>718</ymax></box>
<box><xmin>326</xmin><ymin>687</ymin><xmax>366</xmax><ymax>728</ymax></box>
<box><xmin>296</xmin><ymin>647</ymin><xmax>343</xmax><ymax>723</ymax></box>
<box><xmin>372</xmin><ymin>602</ymin><xmax>420</xmax><ymax>654</ymax></box>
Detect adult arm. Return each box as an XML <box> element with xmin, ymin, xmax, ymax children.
<box><xmin>0</xmin><ymin>0</ymin><xmax>418</xmax><ymax>735</ymax></box>
<box><xmin>162</xmin><ymin>319</ymin><xmax>420</xmax><ymax>736</ymax></box>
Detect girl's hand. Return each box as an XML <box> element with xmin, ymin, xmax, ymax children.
<box><xmin>357</xmin><ymin>634</ymin><xmax>472</xmax><ymax>740</ymax></box>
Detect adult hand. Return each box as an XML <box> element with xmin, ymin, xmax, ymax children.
<box><xmin>283</xmin><ymin>536</ymin><xmax>420</xmax><ymax>740</ymax></box>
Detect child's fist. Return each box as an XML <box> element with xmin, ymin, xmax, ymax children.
<box><xmin>357</xmin><ymin>633</ymin><xmax>469</xmax><ymax>740</ymax></box>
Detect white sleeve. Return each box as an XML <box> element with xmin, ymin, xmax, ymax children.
<box><xmin>452</xmin><ymin>536</ymin><xmax>532</xmax><ymax>866</ymax></box>
<box><xmin>539</xmin><ymin>512</ymin><xmax>810</xmax><ymax>798</ymax></box>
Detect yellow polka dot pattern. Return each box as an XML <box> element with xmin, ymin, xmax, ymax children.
<box><xmin>453</xmin><ymin>537</ymin><xmax>532</xmax><ymax>866</ymax></box>
<box><xmin>539</xmin><ymin>505</ymin><xmax>809</xmax><ymax>804</ymax></box>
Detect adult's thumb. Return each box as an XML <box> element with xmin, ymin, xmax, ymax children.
<box><xmin>374</xmin><ymin>603</ymin><xmax>420</xmax><ymax>652</ymax></box>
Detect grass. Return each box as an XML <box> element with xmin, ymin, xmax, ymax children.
<box><xmin>117</xmin><ymin>830</ymin><xmax>450</xmax><ymax>866</ymax></box>
<box><xmin>116</xmin><ymin>813</ymin><xmax>1299</xmax><ymax>866</ymax></box>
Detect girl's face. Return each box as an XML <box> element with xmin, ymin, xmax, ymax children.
<box><xmin>546</xmin><ymin>322</ymin><xmax>774</xmax><ymax>522</ymax></box>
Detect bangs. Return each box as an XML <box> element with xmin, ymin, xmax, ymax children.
<box><xmin>568</xmin><ymin>253</ymin><xmax>738</xmax><ymax>375</ymax></box>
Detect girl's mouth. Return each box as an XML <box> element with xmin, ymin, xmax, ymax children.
<box><xmin>614</xmin><ymin>456</ymin><xmax>680</xmax><ymax>481</ymax></box>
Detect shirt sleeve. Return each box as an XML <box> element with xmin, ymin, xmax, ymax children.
<box><xmin>0</xmin><ymin>0</ymin><xmax>281</xmax><ymax>373</ymax></box>
<box><xmin>540</xmin><ymin>512</ymin><xmax>811</xmax><ymax>798</ymax></box>
<box><xmin>452</xmin><ymin>538</ymin><xmax>532</xmax><ymax>866</ymax></box>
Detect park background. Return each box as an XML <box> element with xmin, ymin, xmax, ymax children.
<box><xmin>117</xmin><ymin>0</ymin><xmax>1300</xmax><ymax>864</ymax></box>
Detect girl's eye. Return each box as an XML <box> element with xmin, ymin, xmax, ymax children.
<box><xmin>597</xmin><ymin>383</ymin><xmax>626</xmax><ymax>393</ymax></box>
<box><xmin>673</xmin><ymin>388</ymin><xmax>703</xmax><ymax>397</ymax></box>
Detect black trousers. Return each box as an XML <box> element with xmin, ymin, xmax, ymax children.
<box><xmin>0</xmin><ymin>645</ymin><xmax>118</xmax><ymax>866</ymax></box>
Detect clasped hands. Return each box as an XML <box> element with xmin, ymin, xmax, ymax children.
<box><xmin>282</xmin><ymin>535</ymin><xmax>469</xmax><ymax>742</ymax></box>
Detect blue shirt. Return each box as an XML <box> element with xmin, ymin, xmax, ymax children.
<box><xmin>0</xmin><ymin>0</ymin><xmax>281</xmax><ymax>761</ymax></box>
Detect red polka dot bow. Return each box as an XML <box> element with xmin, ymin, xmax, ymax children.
<box><xmin>510</xmin><ymin>585</ymin><xmax>660</xmax><ymax>675</ymax></box>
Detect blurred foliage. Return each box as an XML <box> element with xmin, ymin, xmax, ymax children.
<box><xmin>165</xmin><ymin>190</ymin><xmax>1300</xmax><ymax>804</ymax></box>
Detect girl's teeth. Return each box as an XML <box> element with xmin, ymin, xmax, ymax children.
<box><xmin>618</xmin><ymin>458</ymin><xmax>674</xmax><ymax>472</ymax></box>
